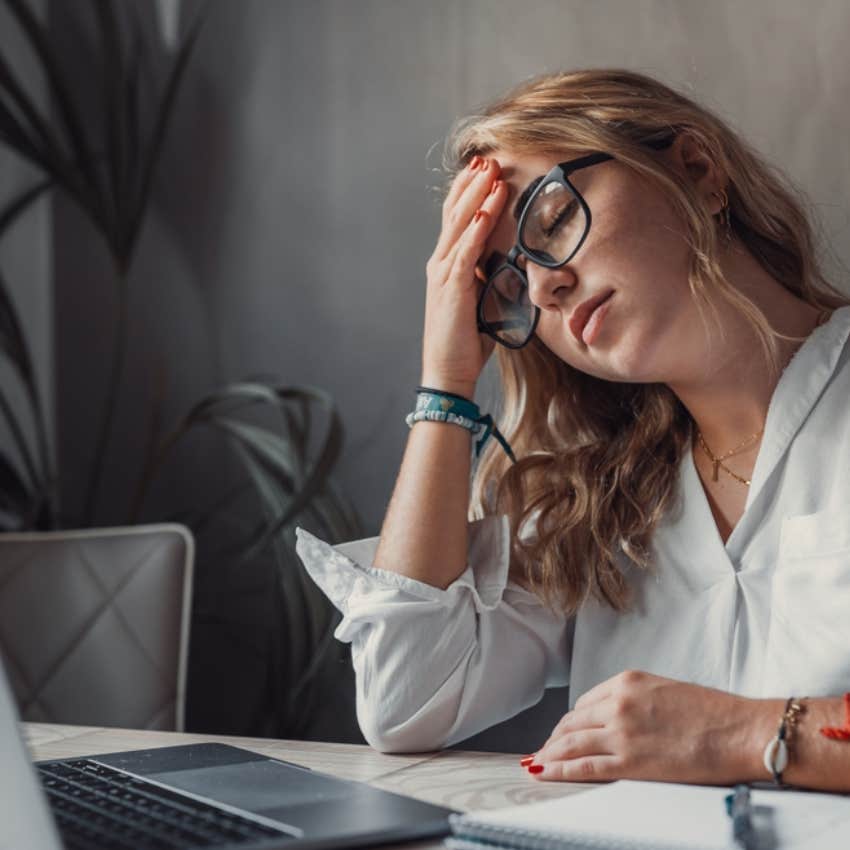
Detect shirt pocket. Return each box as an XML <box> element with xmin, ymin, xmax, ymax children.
<box><xmin>760</xmin><ymin>509</ymin><xmax>850</xmax><ymax>697</ymax></box>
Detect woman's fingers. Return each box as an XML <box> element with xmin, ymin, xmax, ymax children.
<box><xmin>533</xmin><ymin>728</ymin><xmax>613</xmax><ymax>766</ymax></box>
<box><xmin>443</xmin><ymin>178</ymin><xmax>507</xmax><ymax>280</ymax></box>
<box><xmin>444</xmin><ymin>209</ymin><xmax>493</xmax><ymax>293</ymax></box>
<box><xmin>531</xmin><ymin>755</ymin><xmax>622</xmax><ymax>783</ymax></box>
<box><xmin>446</xmin><ymin>177</ymin><xmax>508</xmax><ymax>289</ymax></box>
<box><xmin>434</xmin><ymin>159</ymin><xmax>500</xmax><ymax>262</ymax></box>
<box><xmin>538</xmin><ymin>701</ymin><xmax>608</xmax><ymax>756</ymax></box>
<box><xmin>441</xmin><ymin>155</ymin><xmax>483</xmax><ymax>223</ymax></box>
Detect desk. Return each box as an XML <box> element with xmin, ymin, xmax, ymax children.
<box><xmin>24</xmin><ymin>723</ymin><xmax>590</xmax><ymax>849</ymax></box>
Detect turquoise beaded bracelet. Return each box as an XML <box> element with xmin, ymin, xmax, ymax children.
<box><xmin>405</xmin><ymin>386</ymin><xmax>516</xmax><ymax>462</ymax></box>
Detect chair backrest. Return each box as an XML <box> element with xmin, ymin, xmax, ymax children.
<box><xmin>0</xmin><ymin>524</ymin><xmax>193</xmax><ymax>731</ymax></box>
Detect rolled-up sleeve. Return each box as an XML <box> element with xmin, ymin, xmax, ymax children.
<box><xmin>294</xmin><ymin>516</ymin><xmax>572</xmax><ymax>753</ymax></box>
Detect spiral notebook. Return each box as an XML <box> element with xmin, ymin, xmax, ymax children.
<box><xmin>445</xmin><ymin>779</ymin><xmax>850</xmax><ymax>850</ymax></box>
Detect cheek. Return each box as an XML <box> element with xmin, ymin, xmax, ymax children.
<box><xmin>599</xmin><ymin>197</ymin><xmax>690</xmax><ymax>277</ymax></box>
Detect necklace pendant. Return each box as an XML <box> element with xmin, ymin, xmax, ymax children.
<box><xmin>712</xmin><ymin>460</ymin><xmax>720</xmax><ymax>482</ymax></box>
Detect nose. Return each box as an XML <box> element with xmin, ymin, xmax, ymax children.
<box><xmin>524</xmin><ymin>259</ymin><xmax>577</xmax><ymax>312</ymax></box>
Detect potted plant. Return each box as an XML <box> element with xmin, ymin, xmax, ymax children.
<box><xmin>0</xmin><ymin>0</ymin><xmax>362</xmax><ymax>740</ymax></box>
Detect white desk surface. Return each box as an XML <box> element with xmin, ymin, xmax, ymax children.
<box><xmin>24</xmin><ymin>722</ymin><xmax>591</xmax><ymax>849</ymax></box>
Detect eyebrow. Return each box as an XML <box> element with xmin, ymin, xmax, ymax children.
<box><xmin>513</xmin><ymin>175</ymin><xmax>544</xmax><ymax>221</ymax></box>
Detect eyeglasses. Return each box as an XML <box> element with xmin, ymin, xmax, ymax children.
<box><xmin>476</xmin><ymin>136</ymin><xmax>674</xmax><ymax>349</ymax></box>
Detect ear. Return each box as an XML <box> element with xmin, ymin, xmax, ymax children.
<box><xmin>663</xmin><ymin>132</ymin><xmax>727</xmax><ymax>213</ymax></box>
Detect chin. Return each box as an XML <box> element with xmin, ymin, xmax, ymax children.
<box><xmin>567</xmin><ymin>334</ymin><xmax>664</xmax><ymax>385</ymax></box>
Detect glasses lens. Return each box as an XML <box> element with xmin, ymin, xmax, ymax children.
<box><xmin>481</xmin><ymin>266</ymin><xmax>535</xmax><ymax>347</ymax></box>
<box><xmin>521</xmin><ymin>180</ymin><xmax>588</xmax><ymax>264</ymax></box>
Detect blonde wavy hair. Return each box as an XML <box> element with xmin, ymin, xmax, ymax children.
<box><xmin>443</xmin><ymin>69</ymin><xmax>849</xmax><ymax>615</ymax></box>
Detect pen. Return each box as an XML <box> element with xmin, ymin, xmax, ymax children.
<box><xmin>724</xmin><ymin>784</ymin><xmax>755</xmax><ymax>850</ymax></box>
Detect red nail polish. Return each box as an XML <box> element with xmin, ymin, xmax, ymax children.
<box><xmin>469</xmin><ymin>155</ymin><xmax>482</xmax><ymax>171</ymax></box>
<box><xmin>519</xmin><ymin>756</ymin><xmax>534</xmax><ymax>767</ymax></box>
<box><xmin>527</xmin><ymin>764</ymin><xmax>544</xmax><ymax>775</ymax></box>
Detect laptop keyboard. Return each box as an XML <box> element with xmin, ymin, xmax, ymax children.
<box><xmin>37</xmin><ymin>758</ymin><xmax>294</xmax><ymax>849</ymax></box>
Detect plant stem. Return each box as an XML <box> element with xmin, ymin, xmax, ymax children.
<box><xmin>82</xmin><ymin>263</ymin><xmax>128</xmax><ymax>526</ymax></box>
<box><xmin>26</xmin><ymin>382</ymin><xmax>56</xmax><ymax>524</ymax></box>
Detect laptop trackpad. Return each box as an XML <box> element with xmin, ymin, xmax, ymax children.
<box><xmin>147</xmin><ymin>760</ymin><xmax>353</xmax><ymax>813</ymax></box>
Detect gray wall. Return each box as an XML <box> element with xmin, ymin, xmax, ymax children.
<box><xmin>53</xmin><ymin>0</ymin><xmax>850</xmax><ymax>532</ymax></box>
<box><xmin>46</xmin><ymin>1</ymin><xmax>850</xmax><ymax>745</ymax></box>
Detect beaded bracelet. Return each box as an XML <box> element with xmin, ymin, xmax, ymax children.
<box><xmin>763</xmin><ymin>696</ymin><xmax>806</xmax><ymax>786</ymax></box>
<box><xmin>405</xmin><ymin>386</ymin><xmax>516</xmax><ymax>462</ymax></box>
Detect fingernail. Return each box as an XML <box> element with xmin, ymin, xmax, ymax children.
<box><xmin>473</xmin><ymin>209</ymin><xmax>486</xmax><ymax>223</ymax></box>
<box><xmin>490</xmin><ymin>180</ymin><xmax>502</xmax><ymax>195</ymax></box>
<box><xmin>519</xmin><ymin>756</ymin><xmax>534</xmax><ymax>767</ymax></box>
<box><xmin>469</xmin><ymin>155</ymin><xmax>482</xmax><ymax>171</ymax></box>
<box><xmin>527</xmin><ymin>764</ymin><xmax>544</xmax><ymax>775</ymax></box>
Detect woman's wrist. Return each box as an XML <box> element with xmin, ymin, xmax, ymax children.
<box><xmin>418</xmin><ymin>373</ymin><xmax>477</xmax><ymax>399</ymax></box>
<box><xmin>741</xmin><ymin>697</ymin><xmax>794</xmax><ymax>782</ymax></box>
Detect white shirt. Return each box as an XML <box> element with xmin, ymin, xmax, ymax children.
<box><xmin>295</xmin><ymin>306</ymin><xmax>850</xmax><ymax>753</ymax></box>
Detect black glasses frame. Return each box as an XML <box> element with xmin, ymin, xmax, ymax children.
<box><xmin>476</xmin><ymin>134</ymin><xmax>675</xmax><ymax>349</ymax></box>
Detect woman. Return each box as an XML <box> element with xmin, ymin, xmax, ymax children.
<box><xmin>296</xmin><ymin>69</ymin><xmax>850</xmax><ymax>791</ymax></box>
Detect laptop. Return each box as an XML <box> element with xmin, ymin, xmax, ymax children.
<box><xmin>0</xmin><ymin>657</ymin><xmax>455</xmax><ymax>849</ymax></box>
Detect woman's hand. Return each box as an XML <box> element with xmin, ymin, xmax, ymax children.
<box><xmin>526</xmin><ymin>670</ymin><xmax>771</xmax><ymax>785</ymax></box>
<box><xmin>421</xmin><ymin>156</ymin><xmax>508</xmax><ymax>397</ymax></box>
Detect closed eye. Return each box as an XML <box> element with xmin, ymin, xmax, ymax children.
<box><xmin>541</xmin><ymin>199</ymin><xmax>579</xmax><ymax>237</ymax></box>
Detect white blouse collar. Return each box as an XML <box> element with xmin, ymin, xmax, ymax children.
<box><xmin>749</xmin><ymin>305</ymin><xmax>850</xmax><ymax>508</ymax></box>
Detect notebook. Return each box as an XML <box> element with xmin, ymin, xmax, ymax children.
<box><xmin>445</xmin><ymin>779</ymin><xmax>850</xmax><ymax>850</ymax></box>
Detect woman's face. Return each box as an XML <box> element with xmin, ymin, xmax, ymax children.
<box><xmin>483</xmin><ymin>147</ymin><xmax>710</xmax><ymax>385</ymax></box>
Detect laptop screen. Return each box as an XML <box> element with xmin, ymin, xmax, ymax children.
<box><xmin>0</xmin><ymin>657</ymin><xmax>62</xmax><ymax>850</ymax></box>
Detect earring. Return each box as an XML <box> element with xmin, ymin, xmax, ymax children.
<box><xmin>712</xmin><ymin>189</ymin><xmax>732</xmax><ymax>245</ymax></box>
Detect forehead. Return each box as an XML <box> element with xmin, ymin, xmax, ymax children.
<box><xmin>494</xmin><ymin>147</ymin><xmax>597</xmax><ymax>200</ymax></box>
<box><xmin>491</xmin><ymin>149</ymin><xmax>571</xmax><ymax>207</ymax></box>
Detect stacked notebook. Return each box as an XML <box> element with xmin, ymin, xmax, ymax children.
<box><xmin>445</xmin><ymin>780</ymin><xmax>850</xmax><ymax>849</ymax></box>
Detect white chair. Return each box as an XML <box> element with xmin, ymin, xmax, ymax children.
<box><xmin>0</xmin><ymin>524</ymin><xmax>193</xmax><ymax>731</ymax></box>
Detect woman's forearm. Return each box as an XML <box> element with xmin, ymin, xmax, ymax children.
<box><xmin>372</xmin><ymin>411</ymin><xmax>473</xmax><ymax>589</ymax></box>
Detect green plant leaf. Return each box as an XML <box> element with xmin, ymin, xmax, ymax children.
<box><xmin>123</xmin><ymin>22</ymin><xmax>144</xmax><ymax>225</ymax></box>
<box><xmin>127</xmin><ymin>378</ymin><xmax>361</xmax><ymax>736</ymax></box>
<box><xmin>0</xmin><ymin>88</ymin><xmax>52</xmax><ymax>169</ymax></box>
<box><xmin>241</xmin><ymin>396</ymin><xmax>344</xmax><ymax>559</ymax></box>
<box><xmin>0</xmin><ymin>49</ymin><xmax>61</xmax><ymax>168</ymax></box>
<box><xmin>3</xmin><ymin>0</ymin><xmax>105</xmax><ymax>220</ymax></box>
<box><xmin>181</xmin><ymin>384</ymin><xmax>346</xmax><ymax>561</ymax></box>
<box><xmin>0</xmin><ymin>391</ymin><xmax>38</xmax><ymax>489</ymax></box>
<box><xmin>0</xmin><ymin>264</ymin><xmax>52</xmax><ymax>486</ymax></box>
<box><xmin>130</xmin><ymin>381</ymin><xmax>300</xmax><ymax>520</ymax></box>
<box><xmin>0</xmin><ymin>446</ymin><xmax>36</xmax><ymax>527</ymax></box>
<box><xmin>0</xmin><ymin>267</ymin><xmax>34</xmax><ymax>390</ymax></box>
<box><xmin>91</xmin><ymin>0</ymin><xmax>126</xmax><ymax>245</ymax></box>
<box><xmin>124</xmin><ymin>6</ymin><xmax>205</xmax><ymax>267</ymax></box>
<box><xmin>0</xmin><ymin>178</ymin><xmax>52</xmax><ymax>240</ymax></box>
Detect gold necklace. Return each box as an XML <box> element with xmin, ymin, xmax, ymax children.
<box><xmin>696</xmin><ymin>428</ymin><xmax>763</xmax><ymax>486</ymax></box>
<box><xmin>695</xmin><ymin>309</ymin><xmax>828</xmax><ymax>487</ymax></box>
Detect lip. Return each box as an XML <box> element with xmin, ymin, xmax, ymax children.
<box><xmin>569</xmin><ymin>289</ymin><xmax>615</xmax><ymax>344</ymax></box>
